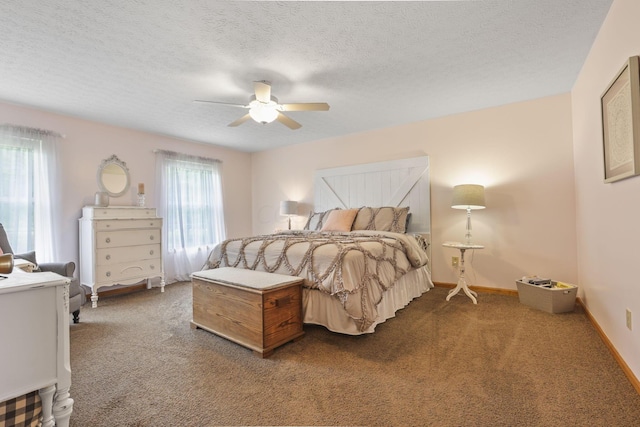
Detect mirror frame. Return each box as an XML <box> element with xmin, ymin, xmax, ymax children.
<box><xmin>97</xmin><ymin>154</ymin><xmax>131</xmax><ymax>198</ymax></box>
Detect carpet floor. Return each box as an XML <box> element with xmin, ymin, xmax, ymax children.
<box><xmin>68</xmin><ymin>282</ymin><xmax>640</xmax><ymax>426</ymax></box>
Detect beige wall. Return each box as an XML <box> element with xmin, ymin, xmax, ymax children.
<box><xmin>251</xmin><ymin>93</ymin><xmax>577</xmax><ymax>289</ymax></box>
<box><xmin>572</xmin><ymin>0</ymin><xmax>640</xmax><ymax>379</ymax></box>
<box><xmin>0</xmin><ymin>101</ymin><xmax>253</xmax><ymax>266</ymax></box>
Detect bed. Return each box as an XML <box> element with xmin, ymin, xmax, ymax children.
<box><xmin>203</xmin><ymin>156</ymin><xmax>433</xmax><ymax>335</ymax></box>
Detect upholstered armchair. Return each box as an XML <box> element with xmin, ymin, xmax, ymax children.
<box><xmin>0</xmin><ymin>223</ymin><xmax>86</xmax><ymax>323</ymax></box>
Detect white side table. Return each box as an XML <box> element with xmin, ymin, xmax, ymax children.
<box><xmin>442</xmin><ymin>242</ymin><xmax>484</xmax><ymax>304</ymax></box>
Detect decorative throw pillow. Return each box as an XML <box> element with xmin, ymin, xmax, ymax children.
<box><xmin>352</xmin><ymin>206</ymin><xmax>410</xmax><ymax>233</ymax></box>
<box><xmin>304</xmin><ymin>208</ymin><xmax>339</xmax><ymax>231</ymax></box>
<box><xmin>321</xmin><ymin>209</ymin><xmax>359</xmax><ymax>232</ymax></box>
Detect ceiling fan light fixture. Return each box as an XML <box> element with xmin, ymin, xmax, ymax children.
<box><xmin>196</xmin><ymin>82</ymin><xmax>326</xmax><ymax>129</ymax></box>
<box><xmin>248</xmin><ymin>97</ymin><xmax>279</xmax><ymax>124</ymax></box>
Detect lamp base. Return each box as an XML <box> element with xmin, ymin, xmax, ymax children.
<box><xmin>464</xmin><ymin>207</ymin><xmax>473</xmax><ymax>244</ymax></box>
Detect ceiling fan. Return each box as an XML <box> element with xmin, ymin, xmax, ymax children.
<box><xmin>195</xmin><ymin>81</ymin><xmax>330</xmax><ymax>130</ymax></box>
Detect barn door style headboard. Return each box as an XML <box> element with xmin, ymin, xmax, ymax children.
<box><xmin>314</xmin><ymin>156</ymin><xmax>431</xmax><ymax>233</ymax></box>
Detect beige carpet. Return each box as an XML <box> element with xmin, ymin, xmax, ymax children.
<box><xmin>69</xmin><ymin>282</ymin><xmax>640</xmax><ymax>426</ymax></box>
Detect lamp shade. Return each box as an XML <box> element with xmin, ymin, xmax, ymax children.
<box><xmin>451</xmin><ymin>184</ymin><xmax>485</xmax><ymax>210</ymax></box>
<box><xmin>280</xmin><ymin>200</ymin><xmax>298</xmax><ymax>216</ymax></box>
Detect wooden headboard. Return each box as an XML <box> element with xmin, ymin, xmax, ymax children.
<box><xmin>313</xmin><ymin>156</ymin><xmax>431</xmax><ymax>234</ymax></box>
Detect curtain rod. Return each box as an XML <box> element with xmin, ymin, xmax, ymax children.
<box><xmin>153</xmin><ymin>149</ymin><xmax>220</xmax><ymax>163</ymax></box>
<box><xmin>0</xmin><ymin>123</ymin><xmax>65</xmax><ymax>138</ymax></box>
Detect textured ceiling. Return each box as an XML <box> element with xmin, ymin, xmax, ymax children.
<box><xmin>0</xmin><ymin>1</ymin><xmax>613</xmax><ymax>152</ymax></box>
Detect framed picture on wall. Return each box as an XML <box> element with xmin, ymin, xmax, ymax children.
<box><xmin>601</xmin><ymin>56</ymin><xmax>640</xmax><ymax>183</ymax></box>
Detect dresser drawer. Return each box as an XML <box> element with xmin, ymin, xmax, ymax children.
<box><xmin>95</xmin><ymin>219</ymin><xmax>161</xmax><ymax>231</ymax></box>
<box><xmin>96</xmin><ymin>244</ymin><xmax>160</xmax><ymax>265</ymax></box>
<box><xmin>96</xmin><ymin>229</ymin><xmax>160</xmax><ymax>248</ymax></box>
<box><xmin>89</xmin><ymin>207</ymin><xmax>157</xmax><ymax>219</ymax></box>
<box><xmin>96</xmin><ymin>258</ymin><xmax>162</xmax><ymax>284</ymax></box>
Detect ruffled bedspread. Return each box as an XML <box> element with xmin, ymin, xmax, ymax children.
<box><xmin>203</xmin><ymin>230</ymin><xmax>429</xmax><ymax>331</ymax></box>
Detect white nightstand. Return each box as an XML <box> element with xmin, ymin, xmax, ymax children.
<box><xmin>442</xmin><ymin>242</ymin><xmax>484</xmax><ymax>304</ymax></box>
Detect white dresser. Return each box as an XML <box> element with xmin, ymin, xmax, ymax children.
<box><xmin>79</xmin><ymin>206</ymin><xmax>165</xmax><ymax>308</ymax></box>
<box><xmin>0</xmin><ymin>270</ymin><xmax>74</xmax><ymax>427</ymax></box>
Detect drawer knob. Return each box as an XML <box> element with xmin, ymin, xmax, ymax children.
<box><xmin>106</xmin><ymin>254</ymin><xmax>111</xmax><ymax>260</ymax></box>
<box><xmin>106</xmin><ymin>237</ymin><xmax>111</xmax><ymax>243</ymax></box>
<box><xmin>106</xmin><ymin>271</ymin><xmax>111</xmax><ymax>277</ymax></box>
<box><xmin>150</xmin><ymin>265</ymin><xmax>155</xmax><ymax>270</ymax></box>
<box><xmin>149</xmin><ymin>235</ymin><xmax>154</xmax><ymax>240</ymax></box>
<box><xmin>150</xmin><ymin>250</ymin><xmax>154</xmax><ymax>255</ymax></box>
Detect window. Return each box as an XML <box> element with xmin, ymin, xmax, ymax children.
<box><xmin>156</xmin><ymin>150</ymin><xmax>226</xmax><ymax>282</ymax></box>
<box><xmin>0</xmin><ymin>125</ymin><xmax>60</xmax><ymax>261</ymax></box>
<box><xmin>0</xmin><ymin>144</ymin><xmax>35</xmax><ymax>250</ymax></box>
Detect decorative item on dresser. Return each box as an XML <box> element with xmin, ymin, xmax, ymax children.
<box><xmin>0</xmin><ymin>253</ymin><xmax>13</xmax><ymax>273</ymax></box>
<box><xmin>0</xmin><ymin>270</ymin><xmax>74</xmax><ymax>427</ymax></box>
<box><xmin>79</xmin><ymin>206</ymin><xmax>165</xmax><ymax>308</ymax></box>
<box><xmin>97</xmin><ymin>154</ymin><xmax>130</xmax><ymax>198</ymax></box>
<box><xmin>137</xmin><ymin>182</ymin><xmax>145</xmax><ymax>207</ymax></box>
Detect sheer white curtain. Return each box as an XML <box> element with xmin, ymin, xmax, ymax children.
<box><xmin>0</xmin><ymin>125</ymin><xmax>61</xmax><ymax>261</ymax></box>
<box><xmin>155</xmin><ymin>150</ymin><xmax>226</xmax><ymax>283</ymax></box>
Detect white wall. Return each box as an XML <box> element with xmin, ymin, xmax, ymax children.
<box><xmin>0</xmin><ymin>100</ymin><xmax>253</xmax><ymax>268</ymax></box>
<box><xmin>251</xmin><ymin>93</ymin><xmax>578</xmax><ymax>290</ymax></box>
<box><xmin>572</xmin><ymin>0</ymin><xmax>640</xmax><ymax>380</ymax></box>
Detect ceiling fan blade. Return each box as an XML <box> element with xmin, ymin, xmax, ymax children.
<box><xmin>276</xmin><ymin>112</ymin><xmax>302</xmax><ymax>130</ymax></box>
<box><xmin>279</xmin><ymin>102</ymin><xmax>330</xmax><ymax>112</ymax></box>
<box><xmin>228</xmin><ymin>113</ymin><xmax>252</xmax><ymax>127</ymax></box>
<box><xmin>194</xmin><ymin>100</ymin><xmax>248</xmax><ymax>109</ymax></box>
<box><xmin>254</xmin><ymin>81</ymin><xmax>271</xmax><ymax>103</ymax></box>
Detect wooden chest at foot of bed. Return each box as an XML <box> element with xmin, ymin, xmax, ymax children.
<box><xmin>190</xmin><ymin>268</ymin><xmax>305</xmax><ymax>358</ymax></box>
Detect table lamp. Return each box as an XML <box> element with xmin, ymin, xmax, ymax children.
<box><xmin>451</xmin><ymin>184</ymin><xmax>485</xmax><ymax>244</ymax></box>
<box><xmin>280</xmin><ymin>200</ymin><xmax>298</xmax><ymax>230</ymax></box>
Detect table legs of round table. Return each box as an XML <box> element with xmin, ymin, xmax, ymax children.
<box><xmin>447</xmin><ymin>247</ymin><xmax>478</xmax><ymax>304</ymax></box>
<box><xmin>446</xmin><ymin>276</ymin><xmax>478</xmax><ymax>304</ymax></box>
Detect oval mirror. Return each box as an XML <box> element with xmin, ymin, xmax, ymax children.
<box><xmin>97</xmin><ymin>154</ymin><xmax>130</xmax><ymax>198</ymax></box>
